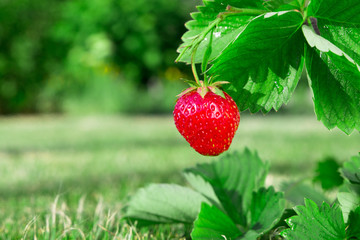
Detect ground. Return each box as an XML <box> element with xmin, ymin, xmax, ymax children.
<box><xmin>0</xmin><ymin>114</ymin><xmax>359</xmax><ymax>239</ymax></box>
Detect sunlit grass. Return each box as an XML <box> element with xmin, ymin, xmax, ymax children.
<box><xmin>0</xmin><ymin>114</ymin><xmax>359</xmax><ymax>238</ymax></box>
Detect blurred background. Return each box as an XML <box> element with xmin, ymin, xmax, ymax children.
<box><xmin>0</xmin><ymin>0</ymin><xmax>197</xmax><ymax>115</ymax></box>
<box><xmin>0</xmin><ymin>0</ymin><xmax>314</xmax><ymax>116</ymax></box>
<box><xmin>0</xmin><ymin>0</ymin><xmax>359</xmax><ymax>239</ymax></box>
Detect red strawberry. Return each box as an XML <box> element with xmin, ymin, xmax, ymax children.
<box><xmin>173</xmin><ymin>84</ymin><xmax>240</xmax><ymax>156</ymax></box>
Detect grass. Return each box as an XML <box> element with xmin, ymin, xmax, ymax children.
<box><xmin>0</xmin><ymin>114</ymin><xmax>359</xmax><ymax>239</ymax></box>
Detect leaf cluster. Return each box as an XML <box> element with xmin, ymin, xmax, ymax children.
<box><xmin>177</xmin><ymin>0</ymin><xmax>360</xmax><ymax>134</ymax></box>
<box><xmin>124</xmin><ymin>150</ymin><xmax>360</xmax><ymax>239</ymax></box>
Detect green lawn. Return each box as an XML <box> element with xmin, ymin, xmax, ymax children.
<box><xmin>0</xmin><ymin>114</ymin><xmax>359</xmax><ymax>239</ymax></box>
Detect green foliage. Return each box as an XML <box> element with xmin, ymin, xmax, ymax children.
<box><xmin>347</xmin><ymin>207</ymin><xmax>360</xmax><ymax>238</ymax></box>
<box><xmin>303</xmin><ymin>25</ymin><xmax>360</xmax><ymax>134</ymax></box>
<box><xmin>341</xmin><ymin>154</ymin><xmax>360</xmax><ymax>196</ymax></box>
<box><xmin>282</xmin><ymin>198</ymin><xmax>360</xmax><ymax>239</ymax></box>
<box><xmin>176</xmin><ymin>0</ymin><xmax>264</xmax><ymax>63</ymax></box>
<box><xmin>187</xmin><ymin>151</ymin><xmax>284</xmax><ymax>239</ymax></box>
<box><xmin>209</xmin><ymin>11</ymin><xmax>304</xmax><ymax>113</ymax></box>
<box><xmin>124</xmin><ymin>184</ymin><xmax>210</xmax><ymax>226</ymax></box>
<box><xmin>313</xmin><ymin>157</ymin><xmax>344</xmax><ymax>190</ymax></box>
<box><xmin>126</xmin><ymin>149</ymin><xmax>286</xmax><ymax>239</ymax></box>
<box><xmin>124</xmin><ymin>147</ymin><xmax>360</xmax><ymax>239</ymax></box>
<box><xmin>281</xmin><ymin>199</ymin><xmax>347</xmax><ymax>239</ymax></box>
<box><xmin>185</xmin><ymin>149</ymin><xmax>269</xmax><ymax>226</ymax></box>
<box><xmin>281</xmin><ymin>152</ymin><xmax>360</xmax><ymax>239</ymax></box>
<box><xmin>317</xmin><ymin>20</ymin><xmax>360</xmax><ymax>64</ymax></box>
<box><xmin>341</xmin><ymin>154</ymin><xmax>360</xmax><ymax>185</ymax></box>
<box><xmin>177</xmin><ymin>0</ymin><xmax>360</xmax><ymax>133</ymax></box>
<box><xmin>191</xmin><ymin>203</ymin><xmax>242</xmax><ymax>240</ymax></box>
<box><xmin>337</xmin><ymin>192</ymin><xmax>360</xmax><ymax>223</ymax></box>
<box><xmin>307</xmin><ymin>0</ymin><xmax>360</xmax><ymax>24</ymax></box>
<box><xmin>248</xmin><ymin>187</ymin><xmax>285</xmax><ymax>235</ymax></box>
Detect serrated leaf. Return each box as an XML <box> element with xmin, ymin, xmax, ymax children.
<box><xmin>307</xmin><ymin>0</ymin><xmax>360</xmax><ymax>24</ymax></box>
<box><xmin>341</xmin><ymin>154</ymin><xmax>360</xmax><ymax>185</ymax></box>
<box><xmin>248</xmin><ymin>187</ymin><xmax>285</xmax><ymax>235</ymax></box>
<box><xmin>313</xmin><ymin>157</ymin><xmax>344</xmax><ymax>190</ymax></box>
<box><xmin>317</xmin><ymin>19</ymin><xmax>360</xmax><ymax>64</ymax></box>
<box><xmin>281</xmin><ymin>199</ymin><xmax>347</xmax><ymax>239</ymax></box>
<box><xmin>337</xmin><ymin>192</ymin><xmax>360</xmax><ymax>223</ymax></box>
<box><xmin>177</xmin><ymin>0</ymin><xmax>266</xmax><ymax>63</ymax></box>
<box><xmin>191</xmin><ymin>203</ymin><xmax>242</xmax><ymax>240</ymax></box>
<box><xmin>347</xmin><ymin>206</ymin><xmax>360</xmax><ymax>239</ymax></box>
<box><xmin>303</xmin><ymin>25</ymin><xmax>360</xmax><ymax>134</ymax></box>
<box><xmin>185</xmin><ymin>149</ymin><xmax>269</xmax><ymax>226</ymax></box>
<box><xmin>124</xmin><ymin>184</ymin><xmax>211</xmax><ymax>226</ymax></box>
<box><xmin>209</xmin><ymin>11</ymin><xmax>304</xmax><ymax>113</ymax></box>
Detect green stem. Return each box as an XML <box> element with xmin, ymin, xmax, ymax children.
<box><xmin>197</xmin><ymin>18</ymin><xmax>221</xmax><ymax>44</ymax></box>
<box><xmin>190</xmin><ymin>18</ymin><xmax>220</xmax><ymax>85</ymax></box>
<box><xmin>176</xmin><ymin>18</ymin><xmax>221</xmax><ymax>63</ymax></box>
<box><xmin>224</xmin><ymin>6</ymin><xmax>267</xmax><ymax>16</ymax></box>
<box><xmin>203</xmin><ymin>68</ymin><xmax>208</xmax><ymax>83</ymax></box>
<box><xmin>191</xmin><ymin>46</ymin><xmax>200</xmax><ymax>85</ymax></box>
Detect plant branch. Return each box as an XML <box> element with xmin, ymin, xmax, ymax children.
<box><xmin>191</xmin><ymin>45</ymin><xmax>200</xmax><ymax>85</ymax></box>
<box><xmin>310</xmin><ymin>17</ymin><xmax>321</xmax><ymax>35</ymax></box>
<box><xmin>224</xmin><ymin>6</ymin><xmax>267</xmax><ymax>16</ymax></box>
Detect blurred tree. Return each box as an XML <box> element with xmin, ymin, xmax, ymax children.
<box><xmin>0</xmin><ymin>0</ymin><xmax>195</xmax><ymax>114</ymax></box>
<box><xmin>0</xmin><ymin>0</ymin><xmax>64</xmax><ymax>113</ymax></box>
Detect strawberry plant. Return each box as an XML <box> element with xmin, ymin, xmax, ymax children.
<box><xmin>125</xmin><ymin>150</ymin><xmax>360</xmax><ymax>239</ymax></box>
<box><xmin>124</xmin><ymin>0</ymin><xmax>360</xmax><ymax>239</ymax></box>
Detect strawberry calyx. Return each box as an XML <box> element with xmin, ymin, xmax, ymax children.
<box><xmin>177</xmin><ymin>79</ymin><xmax>230</xmax><ymax>99</ymax></box>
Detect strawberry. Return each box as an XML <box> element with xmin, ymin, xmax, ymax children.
<box><xmin>173</xmin><ymin>82</ymin><xmax>240</xmax><ymax>156</ymax></box>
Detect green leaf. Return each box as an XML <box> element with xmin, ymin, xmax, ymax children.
<box><xmin>281</xmin><ymin>199</ymin><xmax>347</xmax><ymax>239</ymax></box>
<box><xmin>240</xmin><ymin>231</ymin><xmax>259</xmax><ymax>240</ymax></box>
<box><xmin>191</xmin><ymin>203</ymin><xmax>242</xmax><ymax>240</ymax></box>
<box><xmin>347</xmin><ymin>206</ymin><xmax>360</xmax><ymax>239</ymax></box>
<box><xmin>303</xmin><ymin>25</ymin><xmax>360</xmax><ymax>134</ymax></box>
<box><xmin>302</xmin><ymin>24</ymin><xmax>360</xmax><ymax>66</ymax></box>
<box><xmin>183</xmin><ymin>171</ymin><xmax>221</xmax><ymax>207</ymax></box>
<box><xmin>209</xmin><ymin>10</ymin><xmax>304</xmax><ymax>113</ymax></box>
<box><xmin>307</xmin><ymin>0</ymin><xmax>360</xmax><ymax>24</ymax></box>
<box><xmin>177</xmin><ymin>0</ymin><xmax>265</xmax><ymax>63</ymax></box>
<box><xmin>185</xmin><ymin>149</ymin><xmax>269</xmax><ymax>226</ymax></box>
<box><xmin>313</xmin><ymin>157</ymin><xmax>344</xmax><ymax>190</ymax></box>
<box><xmin>341</xmin><ymin>154</ymin><xmax>360</xmax><ymax>185</ymax></box>
<box><xmin>191</xmin><ymin>188</ymin><xmax>285</xmax><ymax>240</ymax></box>
<box><xmin>248</xmin><ymin>187</ymin><xmax>285</xmax><ymax>235</ymax></box>
<box><xmin>316</xmin><ymin>19</ymin><xmax>360</xmax><ymax>64</ymax></box>
<box><xmin>272</xmin><ymin>208</ymin><xmax>297</xmax><ymax>228</ymax></box>
<box><xmin>337</xmin><ymin>192</ymin><xmax>360</xmax><ymax>223</ymax></box>
<box><xmin>124</xmin><ymin>184</ymin><xmax>211</xmax><ymax>226</ymax></box>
